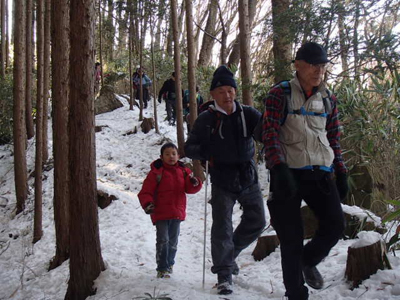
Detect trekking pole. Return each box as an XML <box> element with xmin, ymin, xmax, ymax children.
<box><xmin>202</xmin><ymin>159</ymin><xmax>209</xmax><ymax>289</ymax></box>
<box><xmin>202</xmin><ymin>125</ymin><xmax>211</xmax><ymax>290</ymax></box>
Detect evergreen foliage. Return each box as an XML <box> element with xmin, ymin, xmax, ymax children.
<box><xmin>0</xmin><ymin>74</ymin><xmax>14</xmax><ymax>145</ymax></box>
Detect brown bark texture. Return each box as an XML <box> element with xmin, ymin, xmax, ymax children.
<box><xmin>345</xmin><ymin>240</ymin><xmax>386</xmax><ymax>288</ymax></box>
<box><xmin>0</xmin><ymin>0</ymin><xmax>6</xmax><ymax>78</ymax></box>
<box><xmin>239</xmin><ymin>0</ymin><xmax>252</xmax><ymax>106</ymax></box>
<box><xmin>49</xmin><ymin>0</ymin><xmax>70</xmax><ymax>271</ymax></box>
<box><xmin>42</xmin><ymin>0</ymin><xmax>51</xmax><ymax>163</ymax></box>
<box><xmin>252</xmin><ymin>235</ymin><xmax>280</xmax><ymax>261</ymax></box>
<box><xmin>66</xmin><ymin>0</ymin><xmax>105</xmax><ymax>299</ymax></box>
<box><xmin>271</xmin><ymin>0</ymin><xmax>292</xmax><ymax>83</ymax></box>
<box><xmin>13</xmin><ymin>0</ymin><xmax>28</xmax><ymax>215</ymax></box>
<box><xmin>170</xmin><ymin>0</ymin><xmax>185</xmax><ymax>157</ymax></box>
<box><xmin>25</xmin><ymin>0</ymin><xmax>35</xmax><ymax>139</ymax></box>
<box><xmin>197</xmin><ymin>0</ymin><xmax>218</xmax><ymax>66</ymax></box>
<box><xmin>33</xmin><ymin>0</ymin><xmax>45</xmax><ymax>244</ymax></box>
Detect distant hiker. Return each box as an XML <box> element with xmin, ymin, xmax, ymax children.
<box><xmin>133</xmin><ymin>67</ymin><xmax>152</xmax><ymax>109</ymax></box>
<box><xmin>94</xmin><ymin>62</ymin><xmax>101</xmax><ymax>96</ymax></box>
<box><xmin>158</xmin><ymin>72</ymin><xmax>180</xmax><ymax>125</ymax></box>
<box><xmin>184</xmin><ymin>66</ymin><xmax>266</xmax><ymax>295</ymax></box>
<box><xmin>183</xmin><ymin>86</ymin><xmax>204</xmax><ymax>133</ymax></box>
<box><xmin>138</xmin><ymin>142</ymin><xmax>203</xmax><ymax>279</ymax></box>
<box><xmin>261</xmin><ymin>42</ymin><xmax>348</xmax><ymax>300</ymax></box>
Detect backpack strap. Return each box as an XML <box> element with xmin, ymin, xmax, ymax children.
<box><xmin>208</xmin><ymin>108</ymin><xmax>224</xmax><ymax>139</ymax></box>
<box><xmin>278</xmin><ymin>81</ymin><xmax>333</xmax><ymax>123</ymax></box>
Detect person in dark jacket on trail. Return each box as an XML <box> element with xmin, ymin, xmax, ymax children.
<box><xmin>184</xmin><ymin>66</ymin><xmax>266</xmax><ymax>295</ymax></box>
<box><xmin>261</xmin><ymin>42</ymin><xmax>348</xmax><ymax>300</ymax></box>
<box><xmin>158</xmin><ymin>72</ymin><xmax>181</xmax><ymax>125</ymax></box>
<box><xmin>138</xmin><ymin>143</ymin><xmax>202</xmax><ymax>279</ymax></box>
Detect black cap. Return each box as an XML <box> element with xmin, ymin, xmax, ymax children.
<box><xmin>210</xmin><ymin>65</ymin><xmax>237</xmax><ymax>91</ymax></box>
<box><xmin>294</xmin><ymin>42</ymin><xmax>330</xmax><ymax>64</ymax></box>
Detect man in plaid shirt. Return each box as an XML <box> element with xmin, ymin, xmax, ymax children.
<box><xmin>262</xmin><ymin>42</ymin><xmax>348</xmax><ymax>300</ymax></box>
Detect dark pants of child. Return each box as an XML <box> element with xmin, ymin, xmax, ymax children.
<box><xmin>210</xmin><ymin>183</ymin><xmax>266</xmax><ymax>284</ymax></box>
<box><xmin>155</xmin><ymin>219</ymin><xmax>181</xmax><ymax>272</ymax></box>
<box><xmin>267</xmin><ymin>170</ymin><xmax>345</xmax><ymax>300</ymax></box>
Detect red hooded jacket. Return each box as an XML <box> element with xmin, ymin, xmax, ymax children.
<box><xmin>138</xmin><ymin>159</ymin><xmax>202</xmax><ymax>224</ymax></box>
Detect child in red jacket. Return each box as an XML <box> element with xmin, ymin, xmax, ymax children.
<box><xmin>138</xmin><ymin>142</ymin><xmax>202</xmax><ymax>278</ymax></box>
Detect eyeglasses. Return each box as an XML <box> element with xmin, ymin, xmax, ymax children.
<box><xmin>309</xmin><ymin>63</ymin><xmax>328</xmax><ymax>70</ymax></box>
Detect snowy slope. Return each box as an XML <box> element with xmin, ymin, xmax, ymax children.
<box><xmin>1</xmin><ymin>96</ymin><xmax>400</xmax><ymax>300</ymax></box>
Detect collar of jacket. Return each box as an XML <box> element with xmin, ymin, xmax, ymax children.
<box><xmin>208</xmin><ymin>101</ymin><xmax>247</xmax><ymax>139</ymax></box>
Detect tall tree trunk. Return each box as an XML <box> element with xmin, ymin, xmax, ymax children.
<box><xmin>138</xmin><ymin>1</ymin><xmax>144</xmax><ymax>121</ymax></box>
<box><xmin>218</xmin><ymin>3</ymin><xmax>227</xmax><ymax>65</ymax></box>
<box><xmin>353</xmin><ymin>0</ymin><xmax>360</xmax><ymax>80</ymax></box>
<box><xmin>228</xmin><ymin>0</ymin><xmax>256</xmax><ymax>69</ymax></box>
<box><xmin>49</xmin><ymin>0</ymin><xmax>70</xmax><ymax>271</ymax></box>
<box><xmin>106</xmin><ymin>0</ymin><xmax>114</xmax><ymax>62</ymax></box>
<box><xmin>154</xmin><ymin>0</ymin><xmax>165</xmax><ymax>53</ymax></box>
<box><xmin>98</xmin><ymin>1</ymin><xmax>104</xmax><ymax>87</ymax></box>
<box><xmin>25</xmin><ymin>0</ymin><xmax>34</xmax><ymax>139</ymax></box>
<box><xmin>197</xmin><ymin>0</ymin><xmax>218</xmax><ymax>67</ymax></box>
<box><xmin>0</xmin><ymin>0</ymin><xmax>5</xmax><ymax>78</ymax></box>
<box><xmin>33</xmin><ymin>0</ymin><xmax>45</xmax><ymax>244</ymax></box>
<box><xmin>166</xmin><ymin>15</ymin><xmax>173</xmax><ymax>57</ymax></box>
<box><xmin>185</xmin><ymin>0</ymin><xmax>203</xmax><ymax>180</ymax></box>
<box><xmin>170</xmin><ymin>0</ymin><xmax>184</xmax><ymax>156</ymax></box>
<box><xmin>116</xmin><ymin>2</ymin><xmax>127</xmax><ymax>53</ymax></box>
<box><xmin>5</xmin><ymin>0</ymin><xmax>9</xmax><ymax>69</ymax></box>
<box><xmin>128</xmin><ymin>2</ymin><xmax>134</xmax><ymax>111</ymax></box>
<box><xmin>42</xmin><ymin>0</ymin><xmax>51</xmax><ymax>163</ymax></box>
<box><xmin>66</xmin><ymin>0</ymin><xmax>105</xmax><ymax>298</ymax></box>
<box><xmin>13</xmin><ymin>0</ymin><xmax>27</xmax><ymax>215</ymax></box>
<box><xmin>239</xmin><ymin>0</ymin><xmax>252</xmax><ymax>106</ymax></box>
<box><xmin>271</xmin><ymin>0</ymin><xmax>292</xmax><ymax>83</ymax></box>
<box><xmin>337</xmin><ymin>0</ymin><xmax>349</xmax><ymax>77</ymax></box>
<box><xmin>150</xmin><ymin>14</ymin><xmax>159</xmax><ymax>134</ymax></box>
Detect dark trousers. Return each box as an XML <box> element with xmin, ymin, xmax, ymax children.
<box><xmin>136</xmin><ymin>88</ymin><xmax>149</xmax><ymax>108</ymax></box>
<box><xmin>155</xmin><ymin>219</ymin><xmax>181</xmax><ymax>272</ymax></box>
<box><xmin>166</xmin><ymin>99</ymin><xmax>176</xmax><ymax>123</ymax></box>
<box><xmin>210</xmin><ymin>183</ymin><xmax>266</xmax><ymax>281</ymax></box>
<box><xmin>267</xmin><ymin>170</ymin><xmax>345</xmax><ymax>300</ymax></box>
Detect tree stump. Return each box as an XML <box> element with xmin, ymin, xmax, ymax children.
<box><xmin>141</xmin><ymin>117</ymin><xmax>155</xmax><ymax>134</ymax></box>
<box><xmin>252</xmin><ymin>235</ymin><xmax>280</xmax><ymax>261</ymax></box>
<box><xmin>345</xmin><ymin>239</ymin><xmax>387</xmax><ymax>288</ymax></box>
<box><xmin>97</xmin><ymin>190</ymin><xmax>117</xmax><ymax>209</ymax></box>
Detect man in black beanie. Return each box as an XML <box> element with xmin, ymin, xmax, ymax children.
<box><xmin>261</xmin><ymin>42</ymin><xmax>348</xmax><ymax>300</ymax></box>
<box><xmin>185</xmin><ymin>65</ymin><xmax>266</xmax><ymax>295</ymax></box>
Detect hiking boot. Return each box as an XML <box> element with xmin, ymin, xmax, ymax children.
<box><xmin>157</xmin><ymin>270</ymin><xmax>171</xmax><ymax>279</ymax></box>
<box><xmin>167</xmin><ymin>265</ymin><xmax>173</xmax><ymax>274</ymax></box>
<box><xmin>217</xmin><ymin>281</ymin><xmax>233</xmax><ymax>295</ymax></box>
<box><xmin>232</xmin><ymin>261</ymin><xmax>239</xmax><ymax>275</ymax></box>
<box><xmin>302</xmin><ymin>265</ymin><xmax>323</xmax><ymax>290</ymax></box>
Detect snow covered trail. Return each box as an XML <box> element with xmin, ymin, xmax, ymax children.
<box><xmin>0</xmin><ymin>96</ymin><xmax>400</xmax><ymax>300</ymax></box>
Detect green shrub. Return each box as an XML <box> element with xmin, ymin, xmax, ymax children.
<box><xmin>0</xmin><ymin>74</ymin><xmax>14</xmax><ymax>145</ymax></box>
<box><xmin>335</xmin><ymin>70</ymin><xmax>400</xmax><ymax>215</ymax></box>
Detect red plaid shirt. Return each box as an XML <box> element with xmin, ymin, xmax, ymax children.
<box><xmin>262</xmin><ymin>84</ymin><xmax>347</xmax><ymax>174</ymax></box>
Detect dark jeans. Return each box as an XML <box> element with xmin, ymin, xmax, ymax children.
<box><xmin>136</xmin><ymin>88</ymin><xmax>149</xmax><ymax>108</ymax></box>
<box><xmin>166</xmin><ymin>99</ymin><xmax>176</xmax><ymax>123</ymax></box>
<box><xmin>210</xmin><ymin>183</ymin><xmax>266</xmax><ymax>281</ymax></box>
<box><xmin>267</xmin><ymin>170</ymin><xmax>345</xmax><ymax>300</ymax></box>
<box><xmin>155</xmin><ymin>219</ymin><xmax>181</xmax><ymax>272</ymax></box>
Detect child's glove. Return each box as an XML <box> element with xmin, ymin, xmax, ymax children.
<box><xmin>190</xmin><ymin>176</ymin><xmax>199</xmax><ymax>187</ymax></box>
<box><xmin>144</xmin><ymin>202</ymin><xmax>155</xmax><ymax>214</ymax></box>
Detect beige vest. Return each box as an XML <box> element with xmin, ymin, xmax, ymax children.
<box><xmin>280</xmin><ymin>76</ymin><xmax>334</xmax><ymax>169</ymax></box>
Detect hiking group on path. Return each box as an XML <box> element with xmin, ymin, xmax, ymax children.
<box><xmin>138</xmin><ymin>41</ymin><xmax>348</xmax><ymax>300</ymax></box>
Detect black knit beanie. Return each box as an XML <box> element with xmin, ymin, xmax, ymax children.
<box><xmin>210</xmin><ymin>65</ymin><xmax>237</xmax><ymax>91</ymax></box>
